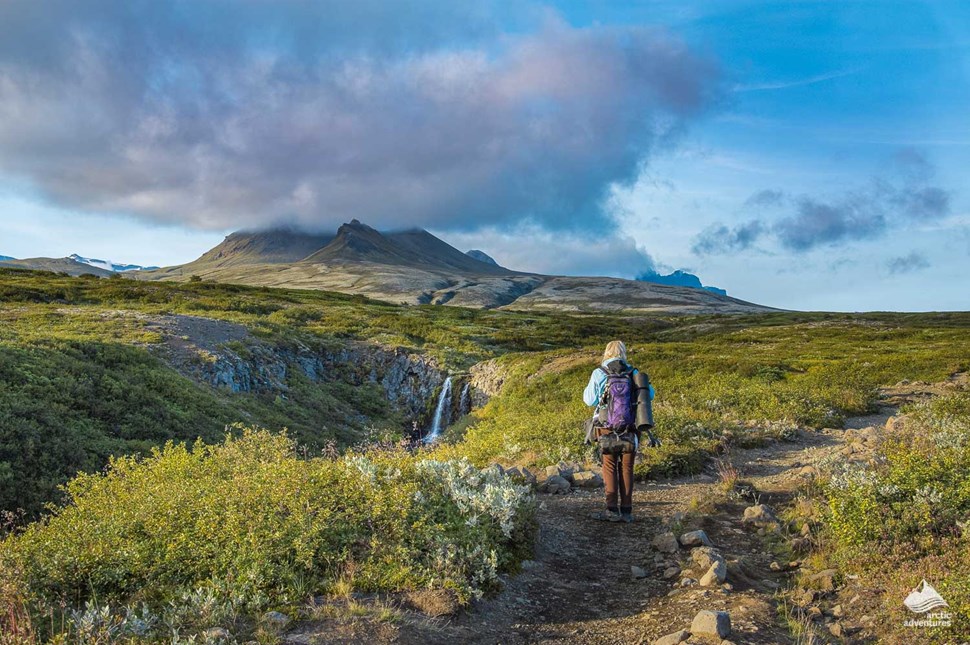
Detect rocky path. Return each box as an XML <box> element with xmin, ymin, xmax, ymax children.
<box><xmin>286</xmin><ymin>377</ymin><xmax>965</xmax><ymax>645</ymax></box>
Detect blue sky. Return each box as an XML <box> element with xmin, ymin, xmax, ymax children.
<box><xmin>0</xmin><ymin>0</ymin><xmax>967</xmax><ymax>311</ymax></box>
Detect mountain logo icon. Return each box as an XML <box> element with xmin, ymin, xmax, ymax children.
<box><xmin>904</xmin><ymin>580</ymin><xmax>949</xmax><ymax>614</ymax></box>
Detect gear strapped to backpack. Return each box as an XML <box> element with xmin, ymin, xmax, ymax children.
<box><xmin>596</xmin><ymin>361</ymin><xmax>638</xmax><ymax>454</ymax></box>
<box><xmin>591</xmin><ymin>361</ymin><xmax>662</xmax><ymax>453</ymax></box>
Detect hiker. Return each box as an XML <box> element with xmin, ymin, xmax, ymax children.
<box><xmin>583</xmin><ymin>340</ymin><xmax>657</xmax><ymax>523</ymax></box>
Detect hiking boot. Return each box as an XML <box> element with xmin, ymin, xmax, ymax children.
<box><xmin>621</xmin><ymin>512</ymin><xmax>634</xmax><ymax>523</ymax></box>
<box><xmin>590</xmin><ymin>510</ymin><xmax>622</xmax><ymax>522</ymax></box>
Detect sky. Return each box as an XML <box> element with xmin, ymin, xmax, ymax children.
<box><xmin>0</xmin><ymin>0</ymin><xmax>967</xmax><ymax>311</ymax></box>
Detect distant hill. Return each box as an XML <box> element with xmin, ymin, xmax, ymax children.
<box><xmin>140</xmin><ymin>221</ymin><xmax>771</xmax><ymax>314</ymax></box>
<box><xmin>466</xmin><ymin>249</ymin><xmax>499</xmax><ymax>266</ymax></box>
<box><xmin>0</xmin><ymin>256</ymin><xmax>114</xmax><ymax>277</ymax></box>
<box><xmin>0</xmin><ymin>255</ymin><xmax>13</xmax><ymax>262</ymax></box>
<box><xmin>637</xmin><ymin>269</ymin><xmax>727</xmax><ymax>296</ymax></box>
<box><xmin>68</xmin><ymin>254</ymin><xmax>159</xmax><ymax>273</ymax></box>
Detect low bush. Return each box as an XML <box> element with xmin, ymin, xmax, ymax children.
<box><xmin>0</xmin><ymin>428</ymin><xmax>536</xmax><ymax>641</ymax></box>
<box><xmin>821</xmin><ymin>393</ymin><xmax>970</xmax><ymax>639</ymax></box>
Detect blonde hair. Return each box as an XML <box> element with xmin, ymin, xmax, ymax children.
<box><xmin>602</xmin><ymin>340</ymin><xmax>627</xmax><ymax>363</ymax></box>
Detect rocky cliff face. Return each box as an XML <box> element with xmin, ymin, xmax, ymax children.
<box><xmin>146</xmin><ymin>314</ymin><xmax>446</xmax><ymax>425</ymax></box>
<box><xmin>203</xmin><ymin>341</ymin><xmax>446</xmax><ymax>422</ymax></box>
<box><xmin>468</xmin><ymin>359</ymin><xmax>507</xmax><ymax>408</ymax></box>
<box><xmin>145</xmin><ymin>314</ymin><xmax>515</xmax><ymax>436</ymax></box>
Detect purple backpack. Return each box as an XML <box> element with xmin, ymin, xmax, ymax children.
<box><xmin>600</xmin><ymin>361</ymin><xmax>635</xmax><ymax>431</ymax></box>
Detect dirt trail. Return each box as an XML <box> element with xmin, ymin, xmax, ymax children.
<box><xmin>287</xmin><ymin>376</ymin><xmax>965</xmax><ymax>645</ymax></box>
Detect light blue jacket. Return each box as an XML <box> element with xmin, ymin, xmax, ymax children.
<box><xmin>583</xmin><ymin>358</ymin><xmax>655</xmax><ymax>408</ymax></box>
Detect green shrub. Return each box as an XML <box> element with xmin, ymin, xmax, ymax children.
<box><xmin>1</xmin><ymin>428</ymin><xmax>536</xmax><ymax>640</ymax></box>
<box><xmin>820</xmin><ymin>394</ymin><xmax>970</xmax><ymax>639</ymax></box>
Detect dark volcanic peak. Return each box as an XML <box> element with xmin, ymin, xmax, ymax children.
<box><xmin>465</xmin><ymin>249</ymin><xmax>499</xmax><ymax>266</ymax></box>
<box><xmin>384</xmin><ymin>228</ymin><xmax>512</xmax><ymax>275</ymax></box>
<box><xmin>194</xmin><ymin>228</ymin><xmax>336</xmax><ymax>268</ymax></box>
<box><xmin>303</xmin><ymin>220</ymin><xmax>513</xmax><ymax>276</ymax></box>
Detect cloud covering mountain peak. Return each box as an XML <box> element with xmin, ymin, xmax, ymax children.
<box><xmin>0</xmin><ymin>2</ymin><xmax>721</xmax><ymax>236</ymax></box>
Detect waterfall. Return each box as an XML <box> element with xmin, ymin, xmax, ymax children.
<box><xmin>424</xmin><ymin>376</ymin><xmax>452</xmax><ymax>443</ymax></box>
<box><xmin>459</xmin><ymin>382</ymin><xmax>471</xmax><ymax>417</ymax></box>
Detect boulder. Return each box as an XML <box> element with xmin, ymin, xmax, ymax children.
<box><xmin>797</xmin><ymin>465</ymin><xmax>819</xmax><ymax>478</ymax></box>
<box><xmin>544</xmin><ymin>464</ymin><xmax>564</xmax><ymax>480</ymax></box>
<box><xmin>542</xmin><ymin>475</ymin><xmax>571</xmax><ymax>494</ymax></box>
<box><xmin>691</xmin><ymin>610</ymin><xmax>731</xmax><ymax>639</ymax></box>
<box><xmin>652</xmin><ymin>629</ymin><xmax>690</xmax><ymax>645</ymax></box>
<box><xmin>652</xmin><ymin>531</ymin><xmax>680</xmax><ymax>553</ymax></box>
<box><xmin>691</xmin><ymin>546</ymin><xmax>725</xmax><ymax>572</ymax></box>
<box><xmin>679</xmin><ymin>530</ymin><xmax>713</xmax><ymax>547</ymax></box>
<box><xmin>556</xmin><ymin>461</ymin><xmax>580</xmax><ymax>482</ymax></box>
<box><xmin>807</xmin><ymin>568</ymin><xmax>839</xmax><ymax>592</ymax></box>
<box><xmin>572</xmin><ymin>470</ymin><xmax>604</xmax><ymax>488</ymax></box>
<box><xmin>885</xmin><ymin>415</ymin><xmax>910</xmax><ymax>431</ymax></box>
<box><xmin>663</xmin><ymin>566</ymin><xmax>681</xmax><ymax>580</ymax></box>
<box><xmin>742</xmin><ymin>504</ymin><xmax>777</xmax><ymax>526</ymax></box>
<box><xmin>798</xmin><ymin>589</ymin><xmax>818</xmax><ymax>606</ymax></box>
<box><xmin>699</xmin><ymin>560</ymin><xmax>728</xmax><ymax>586</ymax></box>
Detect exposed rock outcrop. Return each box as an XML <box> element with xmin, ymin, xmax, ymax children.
<box><xmin>146</xmin><ymin>314</ymin><xmax>447</xmax><ymax>424</ymax></box>
<box><xmin>468</xmin><ymin>358</ymin><xmax>507</xmax><ymax>407</ymax></box>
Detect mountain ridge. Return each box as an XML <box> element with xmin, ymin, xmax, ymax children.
<box><xmin>137</xmin><ymin>221</ymin><xmax>773</xmax><ymax>314</ymax></box>
<box><xmin>637</xmin><ymin>269</ymin><xmax>727</xmax><ymax>296</ymax></box>
<box><xmin>0</xmin><ymin>256</ymin><xmax>115</xmax><ymax>277</ymax></box>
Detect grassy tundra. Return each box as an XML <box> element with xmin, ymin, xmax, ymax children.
<box><xmin>0</xmin><ymin>268</ymin><xmax>968</xmax><ymax>641</ymax></box>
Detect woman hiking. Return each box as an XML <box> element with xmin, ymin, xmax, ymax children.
<box><xmin>583</xmin><ymin>340</ymin><xmax>656</xmax><ymax>523</ymax></box>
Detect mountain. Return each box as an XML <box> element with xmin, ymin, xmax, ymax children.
<box><xmin>637</xmin><ymin>269</ymin><xmax>727</xmax><ymax>296</ymax></box>
<box><xmin>299</xmin><ymin>221</ymin><xmax>510</xmax><ymax>276</ymax></box>
<box><xmin>139</xmin><ymin>221</ymin><xmax>771</xmax><ymax>314</ymax></box>
<box><xmin>68</xmin><ymin>254</ymin><xmax>159</xmax><ymax>273</ymax></box>
<box><xmin>0</xmin><ymin>256</ymin><xmax>114</xmax><ymax>277</ymax></box>
<box><xmin>181</xmin><ymin>228</ymin><xmax>336</xmax><ymax>271</ymax></box>
<box><xmin>0</xmin><ymin>255</ymin><xmax>13</xmax><ymax>262</ymax></box>
<box><xmin>466</xmin><ymin>250</ymin><xmax>499</xmax><ymax>266</ymax></box>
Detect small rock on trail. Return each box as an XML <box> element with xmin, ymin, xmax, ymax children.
<box><xmin>690</xmin><ymin>609</ymin><xmax>732</xmax><ymax>639</ymax></box>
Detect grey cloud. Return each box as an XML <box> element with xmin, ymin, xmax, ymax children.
<box><xmin>0</xmin><ymin>2</ymin><xmax>722</xmax><ymax>235</ymax></box>
<box><xmin>775</xmin><ymin>194</ymin><xmax>886</xmax><ymax>250</ymax></box>
<box><xmin>691</xmin><ymin>219</ymin><xmax>765</xmax><ymax>255</ymax></box>
<box><xmin>693</xmin><ymin>150</ymin><xmax>951</xmax><ymax>255</ymax></box>
<box><xmin>887</xmin><ymin>252</ymin><xmax>930</xmax><ymax>275</ymax></box>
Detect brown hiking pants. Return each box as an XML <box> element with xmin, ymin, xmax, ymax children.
<box><xmin>601</xmin><ymin>451</ymin><xmax>635</xmax><ymax>513</ymax></box>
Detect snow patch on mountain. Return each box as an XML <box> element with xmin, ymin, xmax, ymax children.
<box><xmin>69</xmin><ymin>254</ymin><xmax>158</xmax><ymax>272</ymax></box>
